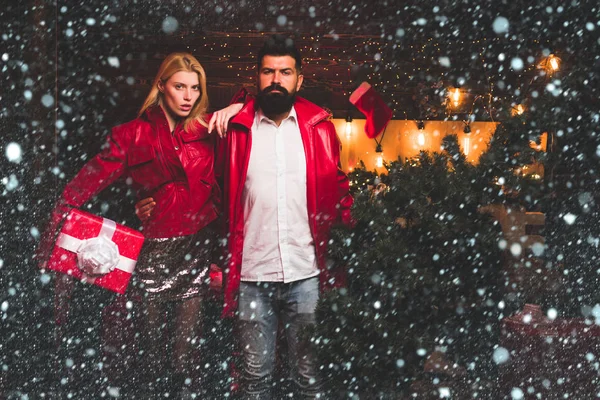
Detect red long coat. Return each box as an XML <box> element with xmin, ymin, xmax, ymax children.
<box><xmin>219</xmin><ymin>97</ymin><xmax>354</xmax><ymax>317</ymax></box>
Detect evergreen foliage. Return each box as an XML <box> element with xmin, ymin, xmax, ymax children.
<box><xmin>313</xmin><ymin>136</ymin><xmax>506</xmax><ymax>396</ymax></box>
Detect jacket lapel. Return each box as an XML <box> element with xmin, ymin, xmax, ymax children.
<box><xmin>229</xmin><ymin>101</ymin><xmax>254</xmax><ymax>234</ymax></box>
<box><xmin>294</xmin><ymin>102</ymin><xmax>318</xmax><ymax>236</ymax></box>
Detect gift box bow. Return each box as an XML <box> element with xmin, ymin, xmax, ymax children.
<box><xmin>56</xmin><ymin>217</ymin><xmax>137</xmax><ymax>280</ymax></box>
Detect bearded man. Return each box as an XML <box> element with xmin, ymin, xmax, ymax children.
<box><xmin>219</xmin><ymin>34</ymin><xmax>353</xmax><ymax>399</ymax></box>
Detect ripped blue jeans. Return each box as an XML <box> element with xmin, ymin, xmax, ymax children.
<box><xmin>237</xmin><ymin>277</ymin><xmax>323</xmax><ymax>399</ymax></box>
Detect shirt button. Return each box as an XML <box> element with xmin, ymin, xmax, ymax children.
<box><xmin>174</xmin><ymin>146</ymin><xmax>179</xmax><ymax>150</ymax></box>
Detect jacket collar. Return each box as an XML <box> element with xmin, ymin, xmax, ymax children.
<box><xmin>144</xmin><ymin>105</ymin><xmax>167</xmax><ymax>124</ymax></box>
<box><xmin>144</xmin><ymin>105</ymin><xmax>185</xmax><ymax>133</ymax></box>
<box><xmin>230</xmin><ymin>96</ymin><xmax>331</xmax><ymax>130</ymax></box>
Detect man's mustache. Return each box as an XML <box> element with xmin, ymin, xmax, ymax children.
<box><xmin>261</xmin><ymin>84</ymin><xmax>289</xmax><ymax>96</ymax></box>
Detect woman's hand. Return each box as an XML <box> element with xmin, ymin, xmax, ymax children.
<box><xmin>208</xmin><ymin>102</ymin><xmax>244</xmax><ymax>138</ymax></box>
<box><xmin>135</xmin><ymin>197</ymin><xmax>155</xmax><ymax>222</ymax></box>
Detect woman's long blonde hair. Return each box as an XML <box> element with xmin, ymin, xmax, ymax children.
<box><xmin>138</xmin><ymin>53</ymin><xmax>209</xmax><ymax>129</ymax></box>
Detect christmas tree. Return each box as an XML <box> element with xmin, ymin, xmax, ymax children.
<box><xmin>313</xmin><ymin>136</ymin><xmax>506</xmax><ymax>397</ymax></box>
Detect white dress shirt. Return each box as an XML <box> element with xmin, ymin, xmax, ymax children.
<box><xmin>240</xmin><ymin>107</ymin><xmax>319</xmax><ymax>282</ymax></box>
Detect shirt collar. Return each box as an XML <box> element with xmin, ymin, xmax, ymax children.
<box><xmin>254</xmin><ymin>106</ymin><xmax>297</xmax><ymax>129</ymax></box>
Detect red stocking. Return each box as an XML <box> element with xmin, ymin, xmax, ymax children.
<box><xmin>349</xmin><ymin>82</ymin><xmax>393</xmax><ymax>139</ymax></box>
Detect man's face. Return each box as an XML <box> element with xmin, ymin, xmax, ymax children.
<box><xmin>256</xmin><ymin>55</ymin><xmax>303</xmax><ymax>116</ymax></box>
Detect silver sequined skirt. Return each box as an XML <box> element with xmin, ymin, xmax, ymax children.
<box><xmin>134</xmin><ymin>227</ymin><xmax>217</xmax><ymax>302</ymax></box>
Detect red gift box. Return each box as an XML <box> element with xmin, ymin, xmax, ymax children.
<box><xmin>46</xmin><ymin>209</ymin><xmax>145</xmax><ymax>294</ymax></box>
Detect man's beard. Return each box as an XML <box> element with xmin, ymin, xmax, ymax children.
<box><xmin>256</xmin><ymin>83</ymin><xmax>297</xmax><ymax>117</ymax></box>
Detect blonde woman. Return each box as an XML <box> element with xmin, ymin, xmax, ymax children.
<box><xmin>40</xmin><ymin>53</ymin><xmax>244</xmax><ymax>398</ymax></box>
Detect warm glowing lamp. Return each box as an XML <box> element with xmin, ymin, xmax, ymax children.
<box><xmin>538</xmin><ymin>54</ymin><xmax>561</xmax><ymax>75</ymax></box>
<box><xmin>511</xmin><ymin>104</ymin><xmax>525</xmax><ymax>116</ymax></box>
<box><xmin>549</xmin><ymin>54</ymin><xmax>560</xmax><ymax>71</ymax></box>
<box><xmin>463</xmin><ymin>137</ymin><xmax>470</xmax><ymax>156</ymax></box>
<box><xmin>417</xmin><ymin>120</ymin><xmax>425</xmax><ymax>147</ymax></box>
<box><xmin>463</xmin><ymin>123</ymin><xmax>471</xmax><ymax>156</ymax></box>
<box><xmin>451</xmin><ymin>88</ymin><xmax>461</xmax><ymax>107</ymax></box>
<box><xmin>345</xmin><ymin>115</ymin><xmax>353</xmax><ymax>138</ymax></box>
<box><xmin>375</xmin><ymin>143</ymin><xmax>383</xmax><ymax>168</ymax></box>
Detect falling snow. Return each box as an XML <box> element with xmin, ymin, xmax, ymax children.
<box><xmin>493</xmin><ymin>347</ymin><xmax>510</xmax><ymax>364</ymax></box>
<box><xmin>492</xmin><ymin>17</ymin><xmax>510</xmax><ymax>34</ymax></box>
<box><xmin>5</xmin><ymin>142</ymin><xmax>22</xmax><ymax>163</ymax></box>
<box><xmin>161</xmin><ymin>16</ymin><xmax>178</xmax><ymax>34</ymax></box>
<box><xmin>2</xmin><ymin>1</ymin><xmax>600</xmax><ymax>398</ymax></box>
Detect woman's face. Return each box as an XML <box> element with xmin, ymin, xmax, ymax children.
<box><xmin>158</xmin><ymin>70</ymin><xmax>201</xmax><ymax>120</ymax></box>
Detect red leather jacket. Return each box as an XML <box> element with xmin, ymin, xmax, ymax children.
<box><xmin>59</xmin><ymin>106</ymin><xmax>219</xmax><ymax>238</ymax></box>
<box><xmin>219</xmin><ymin>97</ymin><xmax>354</xmax><ymax>317</ymax></box>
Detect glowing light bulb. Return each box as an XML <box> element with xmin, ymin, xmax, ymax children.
<box><xmin>376</xmin><ymin>155</ymin><xmax>384</xmax><ymax>168</ymax></box>
<box><xmin>549</xmin><ymin>55</ymin><xmax>559</xmax><ymax>71</ymax></box>
<box><xmin>538</xmin><ymin>54</ymin><xmax>561</xmax><ymax>74</ymax></box>
<box><xmin>451</xmin><ymin>88</ymin><xmax>461</xmax><ymax>107</ymax></box>
<box><xmin>345</xmin><ymin>115</ymin><xmax>353</xmax><ymax>139</ymax></box>
<box><xmin>417</xmin><ymin>132</ymin><xmax>425</xmax><ymax>146</ymax></box>
<box><xmin>512</xmin><ymin>104</ymin><xmax>525</xmax><ymax>116</ymax></box>
<box><xmin>463</xmin><ymin>137</ymin><xmax>470</xmax><ymax>156</ymax></box>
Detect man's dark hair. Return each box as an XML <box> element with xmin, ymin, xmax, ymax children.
<box><xmin>257</xmin><ymin>34</ymin><xmax>302</xmax><ymax>72</ymax></box>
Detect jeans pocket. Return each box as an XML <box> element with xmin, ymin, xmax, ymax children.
<box><xmin>294</xmin><ymin>278</ymin><xmax>319</xmax><ymax>314</ymax></box>
<box><xmin>238</xmin><ymin>282</ymin><xmax>272</xmax><ymax>321</ymax></box>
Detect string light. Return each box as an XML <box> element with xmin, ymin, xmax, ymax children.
<box><xmin>463</xmin><ymin>137</ymin><xmax>471</xmax><ymax>156</ymax></box>
<box><xmin>417</xmin><ymin>120</ymin><xmax>425</xmax><ymax>147</ymax></box>
<box><xmin>511</xmin><ymin>104</ymin><xmax>525</xmax><ymax>116</ymax></box>
<box><xmin>538</xmin><ymin>54</ymin><xmax>561</xmax><ymax>75</ymax></box>
<box><xmin>451</xmin><ymin>88</ymin><xmax>461</xmax><ymax>108</ymax></box>
<box><xmin>179</xmin><ymin>32</ymin><xmax>558</xmax><ymax>124</ymax></box>
<box><xmin>374</xmin><ymin>142</ymin><xmax>384</xmax><ymax>168</ymax></box>
<box><xmin>463</xmin><ymin>122</ymin><xmax>471</xmax><ymax>156</ymax></box>
<box><xmin>345</xmin><ymin>115</ymin><xmax>353</xmax><ymax>138</ymax></box>
<box><xmin>549</xmin><ymin>56</ymin><xmax>559</xmax><ymax>71</ymax></box>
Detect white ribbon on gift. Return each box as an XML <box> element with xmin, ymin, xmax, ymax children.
<box><xmin>56</xmin><ymin>217</ymin><xmax>137</xmax><ymax>283</ymax></box>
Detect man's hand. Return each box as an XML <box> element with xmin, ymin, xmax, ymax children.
<box><xmin>135</xmin><ymin>197</ymin><xmax>155</xmax><ymax>222</ymax></box>
<box><xmin>208</xmin><ymin>102</ymin><xmax>244</xmax><ymax>138</ymax></box>
<box><xmin>209</xmin><ymin>264</ymin><xmax>223</xmax><ymax>294</ymax></box>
